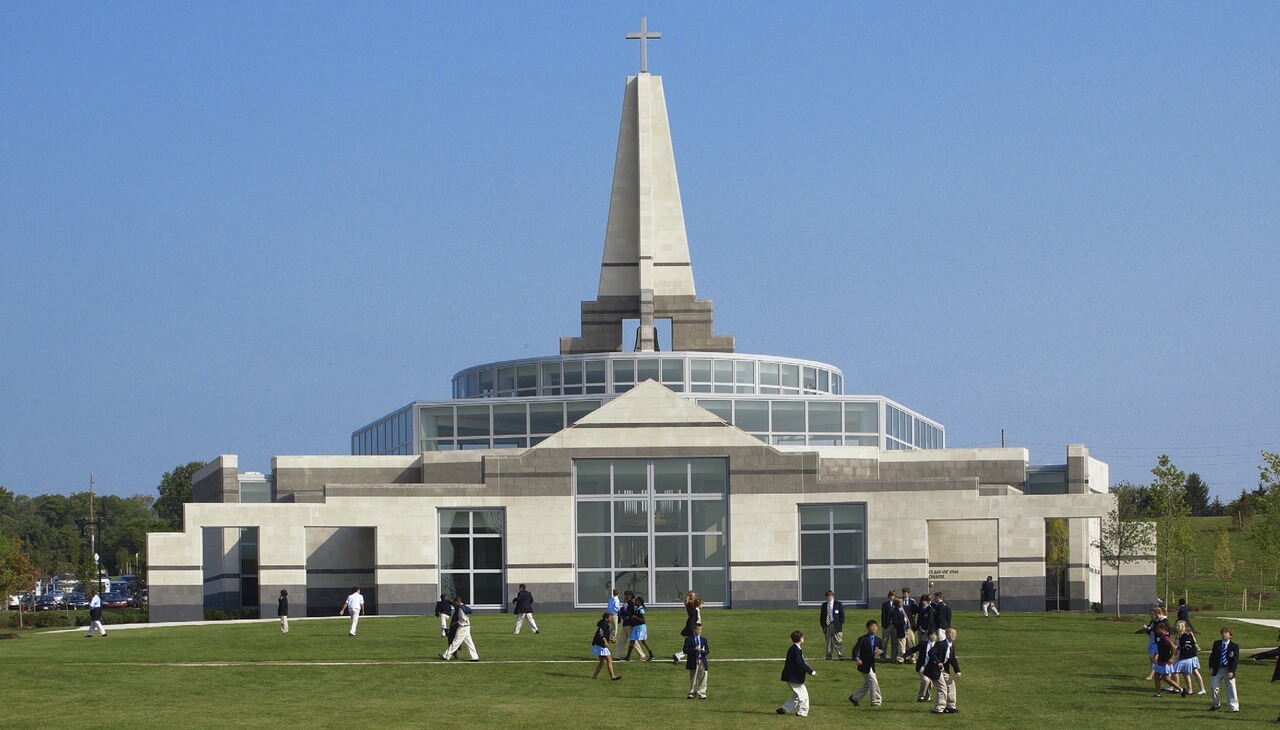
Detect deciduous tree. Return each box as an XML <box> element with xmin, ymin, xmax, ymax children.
<box><xmin>154</xmin><ymin>461</ymin><xmax>207</xmax><ymax>531</ymax></box>
<box><xmin>0</xmin><ymin>537</ymin><xmax>41</xmax><ymax>628</ymax></box>
<box><xmin>1094</xmin><ymin>509</ymin><xmax>1155</xmax><ymax>617</ymax></box>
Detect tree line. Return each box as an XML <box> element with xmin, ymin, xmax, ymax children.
<box><xmin>1101</xmin><ymin>451</ymin><xmax>1280</xmax><ymax>610</ymax></box>
<box><xmin>0</xmin><ymin>461</ymin><xmax>205</xmax><ymax>595</ymax></box>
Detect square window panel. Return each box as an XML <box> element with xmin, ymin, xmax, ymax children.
<box><xmin>653</xmin><ymin>460</ymin><xmax>688</xmax><ymax>495</ymax></box>
<box><xmin>692</xmin><ymin>533</ymin><xmax>726</xmax><ymax>568</ymax></box>
<box><xmin>661</xmin><ymin>359</ymin><xmax>683</xmax><ymax>382</ymax></box>
<box><xmin>440</xmin><ymin>537</ymin><xmax>471</xmax><ymax>570</ymax></box>
<box><xmin>577</xmin><ymin>571</ymin><xmax>612</xmax><ymax>605</ymax></box>
<box><xmin>772</xmin><ymin>401</ymin><xmax>805</xmax><ymax>432</ymax></box>
<box><xmin>832</xmin><ymin>504</ymin><xmax>865</xmax><ymax>531</ymax></box>
<box><xmin>473</xmin><ymin>537</ymin><xmax>503</xmax><ymax>570</ymax></box>
<box><xmin>577</xmin><ymin>536</ymin><xmax>611</xmax><ymax>569</ymax></box>
<box><xmin>614</xmin><ymin>535</ymin><xmax>648</xmax><ymax>568</ymax></box>
<box><xmin>800</xmin><ymin>568</ymin><xmax>830</xmax><ymax>603</ymax></box>
<box><xmin>473</xmin><ymin>572</ymin><xmax>504</xmax><ymax>605</ymax></box>
<box><xmin>655</xmin><ymin>534</ymin><xmax>689</xmax><ymax>569</ymax></box>
<box><xmin>734</xmin><ymin>400</ymin><xmax>769</xmax><ymax>432</ymax></box>
<box><xmin>577</xmin><ymin>501</ymin><xmax>611</xmax><ymax>533</ymax></box>
<box><xmin>654</xmin><ymin>570</ymin><xmax>689</xmax><ymax>606</ymax></box>
<box><xmin>800</xmin><ymin>533</ymin><xmax>830</xmax><ymax>567</ymax></box>
<box><xmin>576</xmin><ymin>461</ymin><xmax>611</xmax><ymax>495</ymax></box>
<box><xmin>834</xmin><ymin>568</ymin><xmax>865</xmax><ymax>603</ymax></box>
<box><xmin>613</xmin><ymin>460</ymin><xmax>647</xmax><ymax>495</ymax></box>
<box><xmin>614</xmin><ymin>569</ymin><xmax>649</xmax><ymax>600</ymax></box>
<box><xmin>691</xmin><ymin>500</ymin><xmax>726</xmax><ymax>532</ymax></box>
<box><xmin>636</xmin><ymin>358</ymin><xmax>659</xmax><ymax>382</ymax></box>
<box><xmin>614</xmin><ymin>500</ymin><xmax>648</xmax><ymax>532</ymax></box>
<box><xmin>690</xmin><ymin>459</ymin><xmax>726</xmax><ymax>494</ymax></box>
<box><xmin>832</xmin><ymin>532</ymin><xmax>863</xmax><ymax>567</ymax></box>
<box><xmin>692</xmin><ymin>570</ymin><xmax>726</xmax><ymax>604</ymax></box>
<box><xmin>441</xmin><ymin>511</ymin><xmax>472</xmax><ymax>534</ymax></box>
<box><xmin>654</xmin><ymin>499</ymin><xmax>688</xmax><ymax>532</ymax></box>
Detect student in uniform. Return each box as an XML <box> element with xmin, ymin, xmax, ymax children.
<box><xmin>1173</xmin><ymin>620</ymin><xmax>1206</xmax><ymax>696</ymax></box>
<box><xmin>1151</xmin><ymin>623</ymin><xmax>1183</xmax><ymax>696</ymax></box>
<box><xmin>905</xmin><ymin>629</ymin><xmax>939</xmax><ymax>702</ymax></box>
<box><xmin>917</xmin><ymin>595</ymin><xmax>935</xmax><ymax>646</ymax></box>
<box><xmin>901</xmin><ymin>587</ymin><xmax>919</xmax><ymax>650</ymax></box>
<box><xmin>880</xmin><ymin>590</ymin><xmax>897</xmax><ymax>638</ymax></box>
<box><xmin>684</xmin><ymin>622</ymin><xmax>709</xmax><ymax>699</ymax></box>
<box><xmin>607</xmin><ymin>588</ymin><xmax>623</xmax><ymax>641</ymax></box>
<box><xmin>339</xmin><ymin>586</ymin><xmax>364</xmax><ymax>636</ymax></box>
<box><xmin>511</xmin><ymin>583</ymin><xmax>538</xmax><ymax>635</ymax></box>
<box><xmin>277</xmin><ymin>589</ymin><xmax>289</xmax><ymax>633</ymax></box>
<box><xmin>931</xmin><ymin>593</ymin><xmax>952</xmax><ymax>636</ymax></box>
<box><xmin>889</xmin><ymin>597</ymin><xmax>909</xmax><ymax>663</ymax></box>
<box><xmin>674</xmin><ymin>593</ymin><xmax>703</xmax><ymax>663</ymax></box>
<box><xmin>925</xmin><ymin>627</ymin><xmax>961</xmax><ymax>714</ymax></box>
<box><xmin>434</xmin><ymin>594</ymin><xmax>453</xmax><ymax>638</ymax></box>
<box><xmin>1176</xmin><ymin>597</ymin><xmax>1195</xmax><ymax>633</ymax></box>
<box><xmin>778</xmin><ymin>630</ymin><xmax>818</xmax><ymax>717</ymax></box>
<box><xmin>623</xmin><ymin>595</ymin><xmax>654</xmax><ymax>661</ymax></box>
<box><xmin>85</xmin><ymin>590</ymin><xmax>107</xmax><ymax>638</ymax></box>
<box><xmin>441</xmin><ymin>596</ymin><xmax>479</xmax><ymax>661</ymax></box>
<box><xmin>591</xmin><ymin>611</ymin><xmax>622</xmax><ymax>681</ymax></box>
<box><xmin>1208</xmin><ymin>626</ymin><xmax>1240</xmax><ymax>712</ymax></box>
<box><xmin>819</xmin><ymin>589</ymin><xmax>845</xmax><ymax>660</ymax></box>
<box><xmin>1250</xmin><ymin>629</ymin><xmax>1280</xmax><ymax>722</ymax></box>
<box><xmin>980</xmin><ymin>576</ymin><xmax>1000</xmax><ymax>618</ymax></box>
<box><xmin>848</xmin><ymin>619</ymin><xmax>885</xmax><ymax>708</ymax></box>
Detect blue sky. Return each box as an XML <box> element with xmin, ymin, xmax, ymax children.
<box><xmin>2</xmin><ymin>2</ymin><xmax>1276</xmax><ymax>501</ymax></box>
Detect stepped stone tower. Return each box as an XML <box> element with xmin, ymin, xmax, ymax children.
<box><xmin>561</xmin><ymin>23</ymin><xmax>733</xmax><ymax>355</ymax></box>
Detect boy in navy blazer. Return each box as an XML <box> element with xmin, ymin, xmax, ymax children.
<box><xmin>848</xmin><ymin>619</ymin><xmax>885</xmax><ymax>707</ymax></box>
<box><xmin>819</xmin><ymin>589</ymin><xmax>845</xmax><ymax>660</ymax></box>
<box><xmin>1208</xmin><ymin>626</ymin><xmax>1240</xmax><ymax>712</ymax></box>
<box><xmin>1252</xmin><ymin>629</ymin><xmax>1280</xmax><ymax>722</ymax></box>
<box><xmin>925</xmin><ymin>627</ymin><xmax>962</xmax><ymax>713</ymax></box>
<box><xmin>778</xmin><ymin>630</ymin><xmax>818</xmax><ymax>717</ymax></box>
<box><xmin>684</xmin><ymin>622</ymin><xmax>709</xmax><ymax>699</ymax></box>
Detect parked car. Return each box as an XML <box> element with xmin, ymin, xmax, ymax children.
<box><xmin>66</xmin><ymin>592</ymin><xmax>90</xmax><ymax>610</ymax></box>
<box><xmin>6</xmin><ymin>594</ymin><xmax>21</xmax><ymax>610</ymax></box>
<box><xmin>34</xmin><ymin>593</ymin><xmax>64</xmax><ymax>611</ymax></box>
<box><xmin>127</xmin><ymin>589</ymin><xmax>147</xmax><ymax>608</ymax></box>
<box><xmin>100</xmin><ymin>592</ymin><xmax>129</xmax><ymax>609</ymax></box>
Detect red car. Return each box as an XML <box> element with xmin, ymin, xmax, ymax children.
<box><xmin>100</xmin><ymin>592</ymin><xmax>130</xmax><ymax>609</ymax></box>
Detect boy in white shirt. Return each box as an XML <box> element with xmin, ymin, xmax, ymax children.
<box><xmin>340</xmin><ymin>586</ymin><xmax>365</xmax><ymax>636</ymax></box>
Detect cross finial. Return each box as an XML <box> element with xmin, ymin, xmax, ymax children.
<box><xmin>626</xmin><ymin>17</ymin><xmax>661</xmax><ymax>74</ymax></box>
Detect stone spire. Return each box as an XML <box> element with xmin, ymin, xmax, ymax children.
<box><xmin>561</xmin><ymin>35</ymin><xmax>733</xmax><ymax>355</ymax></box>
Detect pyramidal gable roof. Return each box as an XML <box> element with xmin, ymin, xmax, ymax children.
<box><xmin>533</xmin><ymin>380</ymin><xmax>766</xmax><ymax>450</ymax></box>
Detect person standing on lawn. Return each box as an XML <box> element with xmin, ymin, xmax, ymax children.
<box><xmin>277</xmin><ymin>589</ymin><xmax>289</xmax><ymax>633</ymax></box>
<box><xmin>1151</xmin><ymin>623</ymin><xmax>1184</xmax><ymax>696</ymax></box>
<box><xmin>85</xmin><ymin>590</ymin><xmax>107</xmax><ymax>638</ymax></box>
<box><xmin>674</xmin><ymin>593</ymin><xmax>703</xmax><ymax>663</ymax></box>
<box><xmin>888</xmin><ymin>597</ymin><xmax>909</xmax><ymax>663</ymax></box>
<box><xmin>819</xmin><ymin>589</ymin><xmax>845</xmax><ymax>660</ymax></box>
<box><xmin>684</xmin><ymin>622</ymin><xmax>709</xmax><ymax>699</ymax></box>
<box><xmin>1176</xmin><ymin>597</ymin><xmax>1195</xmax><ymax>632</ymax></box>
<box><xmin>917</xmin><ymin>593</ymin><xmax>935</xmax><ymax>645</ymax></box>
<box><xmin>339</xmin><ymin>586</ymin><xmax>364</xmax><ymax>636</ymax></box>
<box><xmin>1250</xmin><ymin>629</ymin><xmax>1280</xmax><ymax>722</ymax></box>
<box><xmin>434</xmin><ymin>593</ymin><xmax>453</xmax><ymax>638</ymax></box>
<box><xmin>931</xmin><ymin>593</ymin><xmax>952</xmax><ymax>636</ymax></box>
<box><xmin>905</xmin><ymin>628</ymin><xmax>939</xmax><ymax>702</ymax></box>
<box><xmin>901</xmin><ymin>587</ymin><xmax>919</xmax><ymax>649</ymax></box>
<box><xmin>607</xmin><ymin>588</ymin><xmax>623</xmax><ymax>641</ymax></box>
<box><xmin>592</xmin><ymin>611</ymin><xmax>622</xmax><ymax>681</ymax></box>
<box><xmin>512</xmin><ymin>583</ymin><xmax>538</xmax><ymax>635</ymax></box>
<box><xmin>1207</xmin><ymin>626</ymin><xmax>1240</xmax><ymax>712</ymax></box>
<box><xmin>1173</xmin><ymin>620</ymin><xmax>1206</xmax><ymax>696</ymax></box>
<box><xmin>848</xmin><ymin>619</ymin><xmax>885</xmax><ymax>708</ymax></box>
<box><xmin>980</xmin><ymin>576</ymin><xmax>1000</xmax><ymax>618</ymax></box>
<box><xmin>441</xmin><ymin>595</ymin><xmax>479</xmax><ymax>661</ymax></box>
<box><xmin>623</xmin><ymin>595</ymin><xmax>654</xmax><ymax>661</ymax></box>
<box><xmin>879</xmin><ymin>590</ymin><xmax>897</xmax><ymax>637</ymax></box>
<box><xmin>925</xmin><ymin>627</ymin><xmax>962</xmax><ymax>714</ymax></box>
<box><xmin>778</xmin><ymin>630</ymin><xmax>817</xmax><ymax>717</ymax></box>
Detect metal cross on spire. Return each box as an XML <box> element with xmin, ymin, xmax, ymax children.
<box><xmin>626</xmin><ymin>17</ymin><xmax>661</xmax><ymax>74</ymax></box>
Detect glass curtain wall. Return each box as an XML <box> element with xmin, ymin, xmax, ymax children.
<box><xmin>575</xmin><ymin>459</ymin><xmax>728</xmax><ymax>607</ymax></box>
<box><xmin>439</xmin><ymin>509</ymin><xmax>505</xmax><ymax>607</ymax></box>
<box><xmin>797</xmin><ymin>504</ymin><xmax>867</xmax><ymax>605</ymax></box>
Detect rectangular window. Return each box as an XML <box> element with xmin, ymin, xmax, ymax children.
<box><xmin>439</xmin><ymin>509</ymin><xmax>505</xmax><ymax>607</ymax></box>
<box><xmin>797</xmin><ymin>504</ymin><xmax>867</xmax><ymax>605</ymax></box>
<box><xmin>239</xmin><ymin>527</ymin><xmax>259</xmax><ymax>608</ymax></box>
<box><xmin>574</xmin><ymin>459</ymin><xmax>728</xmax><ymax>607</ymax></box>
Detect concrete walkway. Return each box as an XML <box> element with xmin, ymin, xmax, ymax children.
<box><xmin>1216</xmin><ymin>616</ymin><xmax>1280</xmax><ymax>629</ymax></box>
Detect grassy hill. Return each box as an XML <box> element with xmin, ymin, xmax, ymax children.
<box><xmin>1159</xmin><ymin>515</ymin><xmax>1279</xmax><ymax>612</ymax></box>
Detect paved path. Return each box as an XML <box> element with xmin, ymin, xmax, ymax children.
<box><xmin>1217</xmin><ymin>616</ymin><xmax>1280</xmax><ymax>629</ymax></box>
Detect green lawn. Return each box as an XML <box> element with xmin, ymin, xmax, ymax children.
<box><xmin>4</xmin><ymin>609</ymin><xmax>1280</xmax><ymax>727</ymax></box>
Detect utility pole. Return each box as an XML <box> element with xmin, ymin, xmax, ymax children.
<box><xmin>89</xmin><ymin>472</ymin><xmax>101</xmax><ymax>594</ymax></box>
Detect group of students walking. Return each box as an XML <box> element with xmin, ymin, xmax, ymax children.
<box><xmin>591</xmin><ymin>588</ymin><xmax>707</xmax><ymax>695</ymax></box>
<box><xmin>1140</xmin><ymin>598</ymin><xmax>1280</xmax><ymax>720</ymax></box>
